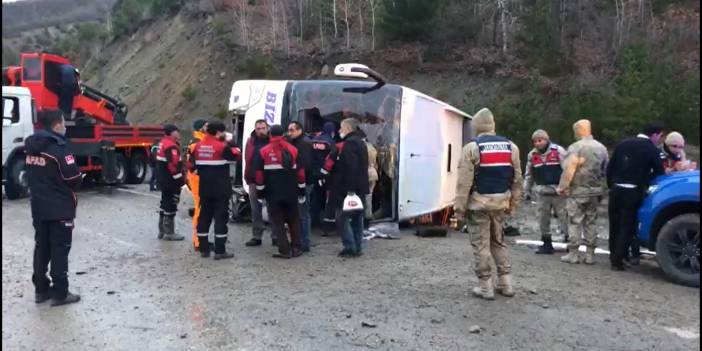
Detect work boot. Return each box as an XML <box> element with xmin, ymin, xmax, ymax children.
<box><xmin>495</xmin><ymin>274</ymin><xmax>515</xmax><ymax>297</ymax></box>
<box><xmin>535</xmin><ymin>236</ymin><xmax>554</xmax><ymax>255</ymax></box>
<box><xmin>50</xmin><ymin>291</ymin><xmax>81</xmax><ymax>307</ymax></box>
<box><xmin>271</xmin><ymin>238</ymin><xmax>278</xmax><ymax>247</ymax></box>
<box><xmin>245</xmin><ymin>238</ymin><xmax>262</xmax><ymax>247</ymax></box>
<box><xmin>162</xmin><ymin>216</ymin><xmax>184</xmax><ymax>241</ymax></box>
<box><xmin>157</xmin><ymin>213</ymin><xmax>165</xmax><ymax>239</ymax></box>
<box><xmin>560</xmin><ymin>251</ymin><xmax>580</xmax><ymax>264</ymax></box>
<box><xmin>35</xmin><ymin>292</ymin><xmax>51</xmax><ymax>303</ymax></box>
<box><xmin>583</xmin><ymin>247</ymin><xmax>596</xmax><ymax>265</ymax></box>
<box><xmin>471</xmin><ymin>277</ymin><xmax>495</xmax><ymax>300</ymax></box>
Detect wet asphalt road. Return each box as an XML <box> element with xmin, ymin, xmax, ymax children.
<box><xmin>2</xmin><ymin>183</ymin><xmax>700</xmax><ymax>351</ymax></box>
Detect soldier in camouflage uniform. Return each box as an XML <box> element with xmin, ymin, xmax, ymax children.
<box><xmin>524</xmin><ymin>129</ymin><xmax>568</xmax><ymax>254</ymax></box>
<box><xmin>454</xmin><ymin>108</ymin><xmax>523</xmax><ymax>300</ymax></box>
<box><xmin>557</xmin><ymin>119</ymin><xmax>609</xmax><ymax>265</ymax></box>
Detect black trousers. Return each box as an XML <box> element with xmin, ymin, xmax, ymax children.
<box><xmin>149</xmin><ymin>166</ymin><xmax>159</xmax><ymax>190</ymax></box>
<box><xmin>608</xmin><ymin>186</ymin><xmax>645</xmax><ymax>266</ymax></box>
<box><xmin>197</xmin><ymin>197</ymin><xmax>230</xmax><ymax>254</ymax></box>
<box><xmin>268</xmin><ymin>201</ymin><xmax>302</xmax><ymax>255</ymax></box>
<box><xmin>160</xmin><ymin>188</ymin><xmax>180</xmax><ymax>216</ymax></box>
<box><xmin>310</xmin><ymin>183</ymin><xmax>326</xmax><ymax>228</ymax></box>
<box><xmin>32</xmin><ymin>219</ymin><xmax>74</xmax><ymax>297</ymax></box>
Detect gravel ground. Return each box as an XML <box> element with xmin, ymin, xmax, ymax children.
<box><xmin>2</xmin><ymin>183</ymin><xmax>699</xmax><ymax>351</ymax></box>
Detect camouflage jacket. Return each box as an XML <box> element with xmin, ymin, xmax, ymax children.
<box><xmin>524</xmin><ymin>143</ymin><xmax>567</xmax><ymax>196</ymax></box>
<box><xmin>558</xmin><ymin>136</ymin><xmax>609</xmax><ymax>197</ymax></box>
<box><xmin>455</xmin><ymin>133</ymin><xmax>523</xmax><ymax>212</ymax></box>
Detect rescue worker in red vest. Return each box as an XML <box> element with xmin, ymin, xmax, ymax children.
<box><xmin>319</xmin><ymin>139</ymin><xmax>345</xmax><ymax>236</ymax></box>
<box><xmin>524</xmin><ymin>129</ymin><xmax>568</xmax><ymax>254</ymax></box>
<box><xmin>453</xmin><ymin>108</ymin><xmax>523</xmax><ymax>300</ymax></box>
<box><xmin>191</xmin><ymin>120</ymin><xmax>241</xmax><ymax>259</ymax></box>
<box><xmin>254</xmin><ymin>124</ymin><xmax>307</xmax><ymax>258</ymax></box>
<box><xmin>157</xmin><ymin>124</ymin><xmax>185</xmax><ymax>241</ymax></box>
<box><xmin>186</xmin><ymin>119</ymin><xmax>208</xmax><ymax>252</ymax></box>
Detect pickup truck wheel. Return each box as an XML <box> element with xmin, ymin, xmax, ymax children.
<box><xmin>655</xmin><ymin>213</ymin><xmax>700</xmax><ymax>288</ymax></box>
<box><xmin>114</xmin><ymin>154</ymin><xmax>128</xmax><ymax>185</ymax></box>
<box><xmin>126</xmin><ymin>153</ymin><xmax>147</xmax><ymax>184</ymax></box>
<box><xmin>5</xmin><ymin>157</ymin><xmax>29</xmax><ymax>199</ymax></box>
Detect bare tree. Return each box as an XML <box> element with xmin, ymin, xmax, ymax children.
<box><xmin>367</xmin><ymin>0</ymin><xmax>378</xmax><ymax>51</ymax></box>
<box><xmin>358</xmin><ymin>0</ymin><xmax>365</xmax><ymax>48</ymax></box>
<box><xmin>333</xmin><ymin>0</ymin><xmax>338</xmax><ymax>38</ymax></box>
<box><xmin>344</xmin><ymin>0</ymin><xmax>350</xmax><ymax>49</ymax></box>
<box><xmin>268</xmin><ymin>0</ymin><xmax>278</xmax><ymax>49</ymax></box>
<box><xmin>497</xmin><ymin>0</ymin><xmax>508</xmax><ymax>55</ymax></box>
<box><xmin>232</xmin><ymin>0</ymin><xmax>250</xmax><ymax>52</ymax></box>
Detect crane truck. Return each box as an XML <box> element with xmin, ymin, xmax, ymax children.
<box><xmin>2</xmin><ymin>52</ymin><xmax>163</xmax><ymax>199</ymax></box>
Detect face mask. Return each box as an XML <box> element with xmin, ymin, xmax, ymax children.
<box><xmin>56</xmin><ymin>125</ymin><xmax>66</xmax><ymax>136</ymax></box>
<box><xmin>339</xmin><ymin>132</ymin><xmax>347</xmax><ymax>139</ymax></box>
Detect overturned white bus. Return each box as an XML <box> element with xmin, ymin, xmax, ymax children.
<box><xmin>227</xmin><ymin>64</ymin><xmax>473</xmax><ymax>223</ymax></box>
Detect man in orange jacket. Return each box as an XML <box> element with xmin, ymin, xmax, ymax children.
<box><xmin>186</xmin><ymin>119</ymin><xmax>207</xmax><ymax>251</ymax></box>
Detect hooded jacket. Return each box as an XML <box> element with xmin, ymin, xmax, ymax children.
<box><xmin>454</xmin><ymin>108</ymin><xmax>523</xmax><ymax>213</ymax></box>
<box><xmin>156</xmin><ymin>135</ymin><xmax>184</xmax><ymax>192</ymax></box>
<box><xmin>327</xmin><ymin>131</ymin><xmax>369</xmax><ymax>209</ymax></box>
<box><xmin>25</xmin><ymin>129</ymin><xmax>82</xmax><ymax>221</ymax></box>
<box><xmin>557</xmin><ymin>119</ymin><xmax>609</xmax><ymax>197</ymax></box>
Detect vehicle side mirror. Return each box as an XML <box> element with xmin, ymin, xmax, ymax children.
<box><xmin>334</xmin><ymin>63</ymin><xmax>371</xmax><ymax>79</ymax></box>
<box><xmin>3</xmin><ymin>98</ymin><xmax>15</xmax><ymax>119</ymax></box>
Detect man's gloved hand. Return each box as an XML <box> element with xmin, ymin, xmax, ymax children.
<box><xmin>318</xmin><ymin>178</ymin><xmax>326</xmax><ymax>187</ymax></box>
<box><xmin>298</xmin><ymin>196</ymin><xmax>306</xmax><ymax>204</ymax></box>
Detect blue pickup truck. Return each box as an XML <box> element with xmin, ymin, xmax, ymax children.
<box><xmin>638</xmin><ymin>170</ymin><xmax>700</xmax><ymax>287</ymax></box>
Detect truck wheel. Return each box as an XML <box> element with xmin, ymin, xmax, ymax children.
<box><xmin>126</xmin><ymin>153</ymin><xmax>147</xmax><ymax>184</ymax></box>
<box><xmin>114</xmin><ymin>154</ymin><xmax>128</xmax><ymax>185</ymax></box>
<box><xmin>5</xmin><ymin>157</ymin><xmax>29</xmax><ymax>199</ymax></box>
<box><xmin>655</xmin><ymin>213</ymin><xmax>700</xmax><ymax>287</ymax></box>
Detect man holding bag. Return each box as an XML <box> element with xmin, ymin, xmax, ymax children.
<box><xmin>329</xmin><ymin>118</ymin><xmax>369</xmax><ymax>258</ymax></box>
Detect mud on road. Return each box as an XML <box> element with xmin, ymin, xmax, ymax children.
<box><xmin>2</xmin><ymin>184</ymin><xmax>700</xmax><ymax>351</ymax></box>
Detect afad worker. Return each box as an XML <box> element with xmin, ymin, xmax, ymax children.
<box><xmin>191</xmin><ymin>121</ymin><xmax>241</xmax><ymax>259</ymax></box>
<box><xmin>186</xmin><ymin>119</ymin><xmax>208</xmax><ymax>252</ymax></box>
<box><xmin>156</xmin><ymin>124</ymin><xmax>186</xmax><ymax>241</ymax></box>
<box><xmin>25</xmin><ymin>111</ymin><xmax>82</xmax><ymax>306</ymax></box>
<box><xmin>454</xmin><ymin>108</ymin><xmax>523</xmax><ymax>300</ymax></box>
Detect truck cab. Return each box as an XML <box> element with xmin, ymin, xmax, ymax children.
<box><xmin>638</xmin><ymin>170</ymin><xmax>700</xmax><ymax>287</ymax></box>
<box><xmin>2</xmin><ymin>86</ymin><xmax>36</xmax><ymax>198</ymax></box>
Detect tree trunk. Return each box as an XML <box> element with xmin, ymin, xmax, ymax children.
<box><xmin>369</xmin><ymin>0</ymin><xmax>376</xmax><ymax>51</ymax></box>
<box><xmin>498</xmin><ymin>0</ymin><xmax>508</xmax><ymax>55</ymax></box>
<box><xmin>319</xmin><ymin>1</ymin><xmax>324</xmax><ymax>49</ymax></box>
<box><xmin>333</xmin><ymin>0</ymin><xmax>338</xmax><ymax>38</ymax></box>
<box><xmin>344</xmin><ymin>0</ymin><xmax>350</xmax><ymax>49</ymax></box>
<box><xmin>358</xmin><ymin>1</ymin><xmax>364</xmax><ymax>48</ymax></box>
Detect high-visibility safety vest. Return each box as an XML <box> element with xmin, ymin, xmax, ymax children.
<box><xmin>531</xmin><ymin>144</ymin><xmax>563</xmax><ymax>186</ymax></box>
<box><xmin>475</xmin><ymin>135</ymin><xmax>514</xmax><ymax>194</ymax></box>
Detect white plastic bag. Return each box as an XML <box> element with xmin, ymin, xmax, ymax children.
<box><xmin>342</xmin><ymin>193</ymin><xmax>364</xmax><ymax>213</ymax></box>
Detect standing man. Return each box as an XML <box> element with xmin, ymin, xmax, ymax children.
<box><xmin>26</xmin><ymin>112</ymin><xmax>82</xmax><ymax>306</ymax></box>
<box><xmin>287</xmin><ymin>121</ymin><xmax>314</xmax><ymax>252</ymax></box>
<box><xmin>186</xmin><ymin>119</ymin><xmax>208</xmax><ymax>252</ymax></box>
<box><xmin>330</xmin><ymin>118</ymin><xmax>369</xmax><ymax>258</ymax></box>
<box><xmin>310</xmin><ymin>122</ymin><xmax>336</xmax><ymax>228</ymax></box>
<box><xmin>156</xmin><ymin>124</ymin><xmax>185</xmax><ymax>241</ymax></box>
<box><xmin>254</xmin><ymin>125</ymin><xmax>307</xmax><ymax>258</ymax></box>
<box><xmin>454</xmin><ymin>108</ymin><xmax>522</xmax><ymax>300</ymax></box>
<box><xmin>606</xmin><ymin>123</ymin><xmax>665</xmax><ymax>270</ymax></box>
<box><xmin>244</xmin><ymin>119</ymin><xmax>272</xmax><ymax>247</ymax></box>
<box><xmin>557</xmin><ymin>119</ymin><xmax>609</xmax><ymax>265</ymax></box>
<box><xmin>524</xmin><ymin>129</ymin><xmax>568</xmax><ymax>254</ymax></box>
<box><xmin>192</xmin><ymin>121</ymin><xmax>241</xmax><ymax>259</ymax></box>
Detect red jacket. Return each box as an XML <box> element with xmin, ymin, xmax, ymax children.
<box><xmin>192</xmin><ymin>134</ymin><xmax>241</xmax><ymax>199</ymax></box>
<box><xmin>156</xmin><ymin>135</ymin><xmax>184</xmax><ymax>191</ymax></box>
<box><xmin>254</xmin><ymin>136</ymin><xmax>306</xmax><ymax>204</ymax></box>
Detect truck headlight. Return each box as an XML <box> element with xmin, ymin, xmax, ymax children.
<box><xmin>647</xmin><ymin>185</ymin><xmax>658</xmax><ymax>194</ymax></box>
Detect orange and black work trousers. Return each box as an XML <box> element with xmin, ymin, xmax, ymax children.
<box><xmin>188</xmin><ymin>171</ymin><xmax>201</xmax><ymax>250</ymax></box>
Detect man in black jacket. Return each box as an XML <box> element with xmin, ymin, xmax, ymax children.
<box><xmin>287</xmin><ymin>121</ymin><xmax>314</xmax><ymax>252</ymax></box>
<box><xmin>25</xmin><ymin>111</ymin><xmax>82</xmax><ymax>306</ymax></box>
<box><xmin>330</xmin><ymin>118</ymin><xmax>369</xmax><ymax>257</ymax></box>
<box><xmin>606</xmin><ymin>122</ymin><xmax>665</xmax><ymax>270</ymax></box>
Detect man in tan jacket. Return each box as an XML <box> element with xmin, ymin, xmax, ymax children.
<box><xmin>454</xmin><ymin>108</ymin><xmax>523</xmax><ymax>300</ymax></box>
<box><xmin>557</xmin><ymin>119</ymin><xmax>609</xmax><ymax>265</ymax></box>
